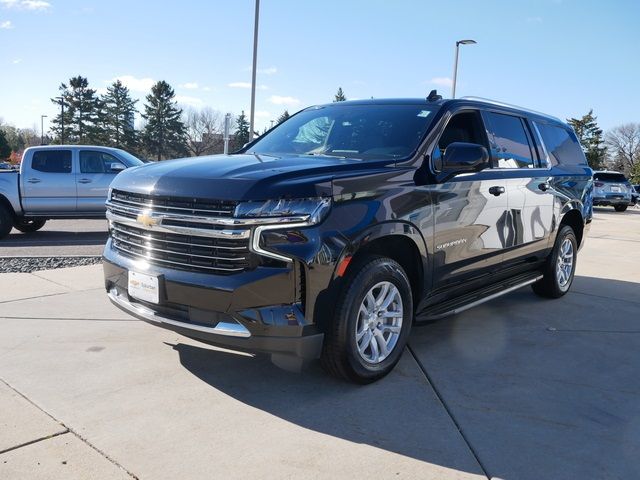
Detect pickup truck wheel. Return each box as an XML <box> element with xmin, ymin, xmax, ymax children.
<box><xmin>321</xmin><ymin>255</ymin><xmax>413</xmax><ymax>384</ymax></box>
<box><xmin>614</xmin><ymin>204</ymin><xmax>628</xmax><ymax>212</ymax></box>
<box><xmin>532</xmin><ymin>225</ymin><xmax>577</xmax><ymax>298</ymax></box>
<box><xmin>13</xmin><ymin>218</ymin><xmax>47</xmax><ymax>233</ymax></box>
<box><xmin>0</xmin><ymin>204</ymin><xmax>13</xmax><ymax>239</ymax></box>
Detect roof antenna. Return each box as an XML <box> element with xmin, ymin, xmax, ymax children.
<box><xmin>427</xmin><ymin>89</ymin><xmax>442</xmax><ymax>102</ymax></box>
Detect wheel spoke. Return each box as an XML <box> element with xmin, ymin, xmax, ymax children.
<box><xmin>373</xmin><ymin>330</ymin><xmax>389</xmax><ymax>359</ymax></box>
<box><xmin>375</xmin><ymin>283</ymin><xmax>390</xmax><ymax>307</ymax></box>
<box><xmin>381</xmin><ymin>311</ymin><xmax>402</xmax><ymax>320</ymax></box>
<box><xmin>379</xmin><ymin>323</ymin><xmax>401</xmax><ymax>333</ymax></box>
<box><xmin>369</xmin><ymin>333</ymin><xmax>380</xmax><ymax>362</ymax></box>
<box><xmin>358</xmin><ymin>329</ymin><xmax>372</xmax><ymax>353</ymax></box>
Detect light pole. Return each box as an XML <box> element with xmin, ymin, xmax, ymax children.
<box><xmin>40</xmin><ymin>115</ymin><xmax>48</xmax><ymax>145</ymax></box>
<box><xmin>249</xmin><ymin>0</ymin><xmax>260</xmax><ymax>142</ymax></box>
<box><xmin>451</xmin><ymin>39</ymin><xmax>476</xmax><ymax>99</ymax></box>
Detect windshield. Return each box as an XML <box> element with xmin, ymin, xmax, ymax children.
<box><xmin>115</xmin><ymin>149</ymin><xmax>144</xmax><ymax>167</ymax></box>
<box><xmin>247</xmin><ymin>104</ymin><xmax>439</xmax><ymax>160</ymax></box>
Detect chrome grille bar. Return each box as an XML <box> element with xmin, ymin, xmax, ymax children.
<box><xmin>110</xmin><ymin>223</ymin><xmax>247</xmax><ymax>250</ymax></box>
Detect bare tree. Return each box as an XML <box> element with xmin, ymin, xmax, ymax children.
<box><xmin>183</xmin><ymin>107</ymin><xmax>227</xmax><ymax>156</ymax></box>
<box><xmin>606</xmin><ymin>123</ymin><xmax>640</xmax><ymax>174</ymax></box>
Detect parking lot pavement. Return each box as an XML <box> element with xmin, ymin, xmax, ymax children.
<box><xmin>0</xmin><ymin>219</ymin><xmax>108</xmax><ymax>257</ymax></box>
<box><xmin>0</xmin><ymin>209</ymin><xmax>638</xmax><ymax>479</ymax></box>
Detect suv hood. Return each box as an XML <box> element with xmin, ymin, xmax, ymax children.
<box><xmin>110</xmin><ymin>154</ymin><xmax>393</xmax><ymax>200</ymax></box>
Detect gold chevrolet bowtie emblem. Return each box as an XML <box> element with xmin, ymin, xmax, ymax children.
<box><xmin>136</xmin><ymin>212</ymin><xmax>159</xmax><ymax>228</ymax></box>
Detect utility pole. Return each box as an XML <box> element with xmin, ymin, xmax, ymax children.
<box><xmin>40</xmin><ymin>115</ymin><xmax>48</xmax><ymax>145</ymax></box>
<box><xmin>223</xmin><ymin>113</ymin><xmax>231</xmax><ymax>155</ymax></box>
<box><xmin>249</xmin><ymin>0</ymin><xmax>260</xmax><ymax>142</ymax></box>
<box><xmin>451</xmin><ymin>39</ymin><xmax>477</xmax><ymax>99</ymax></box>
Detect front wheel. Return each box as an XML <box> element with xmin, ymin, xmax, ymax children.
<box><xmin>532</xmin><ymin>225</ymin><xmax>577</xmax><ymax>298</ymax></box>
<box><xmin>614</xmin><ymin>204</ymin><xmax>628</xmax><ymax>212</ymax></box>
<box><xmin>321</xmin><ymin>255</ymin><xmax>413</xmax><ymax>383</ymax></box>
<box><xmin>13</xmin><ymin>218</ymin><xmax>47</xmax><ymax>233</ymax></box>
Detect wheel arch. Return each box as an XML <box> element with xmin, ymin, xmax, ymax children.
<box><xmin>559</xmin><ymin>208</ymin><xmax>584</xmax><ymax>248</ymax></box>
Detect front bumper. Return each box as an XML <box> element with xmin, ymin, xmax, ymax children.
<box><xmin>103</xmin><ymin>243</ymin><xmax>324</xmax><ymax>366</ymax></box>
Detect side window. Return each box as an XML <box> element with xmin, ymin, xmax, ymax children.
<box><xmin>31</xmin><ymin>150</ymin><xmax>72</xmax><ymax>173</ymax></box>
<box><xmin>485</xmin><ymin>112</ymin><xmax>534</xmax><ymax>169</ymax></box>
<box><xmin>535</xmin><ymin>122</ymin><xmax>587</xmax><ymax>167</ymax></box>
<box><xmin>80</xmin><ymin>151</ymin><xmax>124</xmax><ymax>173</ymax></box>
<box><xmin>433</xmin><ymin>110</ymin><xmax>487</xmax><ymax>170</ymax></box>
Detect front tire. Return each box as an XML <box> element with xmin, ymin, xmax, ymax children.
<box><xmin>321</xmin><ymin>255</ymin><xmax>413</xmax><ymax>383</ymax></box>
<box><xmin>614</xmin><ymin>204</ymin><xmax>628</xmax><ymax>212</ymax></box>
<box><xmin>532</xmin><ymin>225</ymin><xmax>577</xmax><ymax>298</ymax></box>
<box><xmin>0</xmin><ymin>204</ymin><xmax>13</xmax><ymax>239</ymax></box>
<box><xmin>13</xmin><ymin>218</ymin><xmax>47</xmax><ymax>233</ymax></box>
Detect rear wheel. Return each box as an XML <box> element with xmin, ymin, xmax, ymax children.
<box><xmin>13</xmin><ymin>218</ymin><xmax>47</xmax><ymax>233</ymax></box>
<box><xmin>614</xmin><ymin>204</ymin><xmax>628</xmax><ymax>212</ymax></box>
<box><xmin>532</xmin><ymin>225</ymin><xmax>577</xmax><ymax>298</ymax></box>
<box><xmin>321</xmin><ymin>255</ymin><xmax>413</xmax><ymax>383</ymax></box>
<box><xmin>0</xmin><ymin>204</ymin><xmax>13</xmax><ymax>239</ymax></box>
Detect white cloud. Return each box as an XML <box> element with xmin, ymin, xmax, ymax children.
<box><xmin>12</xmin><ymin>58</ymin><xmax>21</xmax><ymax>63</ymax></box>
<box><xmin>258</xmin><ymin>66</ymin><xmax>277</xmax><ymax>75</ymax></box>
<box><xmin>526</xmin><ymin>16</ymin><xmax>543</xmax><ymax>23</ymax></box>
<box><xmin>1</xmin><ymin>0</ymin><xmax>51</xmax><ymax>10</ymax></box>
<box><xmin>202</xmin><ymin>86</ymin><xmax>211</xmax><ymax>92</ymax></box>
<box><xmin>181</xmin><ymin>82</ymin><xmax>198</xmax><ymax>89</ymax></box>
<box><xmin>430</xmin><ymin>77</ymin><xmax>453</xmax><ymax>88</ymax></box>
<box><xmin>255</xmin><ymin>110</ymin><xmax>271</xmax><ymax>119</ymax></box>
<box><xmin>175</xmin><ymin>95</ymin><xmax>203</xmax><ymax>107</ymax></box>
<box><xmin>227</xmin><ymin>82</ymin><xmax>268</xmax><ymax>90</ymax></box>
<box><xmin>111</xmin><ymin>75</ymin><xmax>156</xmax><ymax>92</ymax></box>
<box><xmin>269</xmin><ymin>95</ymin><xmax>300</xmax><ymax>106</ymax></box>
<box><xmin>0</xmin><ymin>20</ymin><xmax>13</xmax><ymax>28</ymax></box>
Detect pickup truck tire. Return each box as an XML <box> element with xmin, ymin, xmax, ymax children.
<box><xmin>0</xmin><ymin>204</ymin><xmax>13</xmax><ymax>239</ymax></box>
<box><xmin>321</xmin><ymin>255</ymin><xmax>413</xmax><ymax>384</ymax></box>
<box><xmin>532</xmin><ymin>225</ymin><xmax>577</xmax><ymax>298</ymax></box>
<box><xmin>614</xmin><ymin>204</ymin><xmax>628</xmax><ymax>212</ymax></box>
<box><xmin>13</xmin><ymin>218</ymin><xmax>47</xmax><ymax>233</ymax></box>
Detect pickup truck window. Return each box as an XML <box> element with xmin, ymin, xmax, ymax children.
<box><xmin>486</xmin><ymin>112</ymin><xmax>534</xmax><ymax>169</ymax></box>
<box><xmin>535</xmin><ymin>122</ymin><xmax>586</xmax><ymax>166</ymax></box>
<box><xmin>248</xmin><ymin>104</ymin><xmax>439</xmax><ymax>160</ymax></box>
<box><xmin>32</xmin><ymin>150</ymin><xmax>72</xmax><ymax>173</ymax></box>
<box><xmin>80</xmin><ymin>151</ymin><xmax>124</xmax><ymax>173</ymax></box>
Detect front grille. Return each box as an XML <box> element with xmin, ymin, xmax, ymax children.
<box><xmin>107</xmin><ymin>190</ymin><xmax>253</xmax><ymax>275</ymax></box>
<box><xmin>110</xmin><ymin>189</ymin><xmax>237</xmax><ymax>217</ymax></box>
<box><xmin>111</xmin><ymin>222</ymin><xmax>252</xmax><ymax>274</ymax></box>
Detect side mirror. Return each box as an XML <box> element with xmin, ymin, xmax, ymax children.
<box><xmin>110</xmin><ymin>162</ymin><xmax>126</xmax><ymax>172</ymax></box>
<box><xmin>442</xmin><ymin>142</ymin><xmax>489</xmax><ymax>172</ymax></box>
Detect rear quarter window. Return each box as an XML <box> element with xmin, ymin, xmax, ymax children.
<box><xmin>535</xmin><ymin>123</ymin><xmax>586</xmax><ymax>167</ymax></box>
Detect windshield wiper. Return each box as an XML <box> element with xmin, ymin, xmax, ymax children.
<box><xmin>305</xmin><ymin>152</ymin><xmax>347</xmax><ymax>159</ymax></box>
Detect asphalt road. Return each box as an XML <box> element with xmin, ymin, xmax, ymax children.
<box><xmin>0</xmin><ymin>219</ymin><xmax>109</xmax><ymax>257</ymax></box>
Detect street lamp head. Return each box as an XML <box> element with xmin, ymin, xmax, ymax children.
<box><xmin>457</xmin><ymin>39</ymin><xmax>477</xmax><ymax>46</ymax></box>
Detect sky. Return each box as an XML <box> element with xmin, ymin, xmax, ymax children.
<box><xmin>1</xmin><ymin>0</ymin><xmax>639</xmax><ymax>135</ymax></box>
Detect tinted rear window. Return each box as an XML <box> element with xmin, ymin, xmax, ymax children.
<box><xmin>535</xmin><ymin>123</ymin><xmax>586</xmax><ymax>166</ymax></box>
<box><xmin>593</xmin><ymin>172</ymin><xmax>628</xmax><ymax>183</ymax></box>
<box><xmin>486</xmin><ymin>112</ymin><xmax>534</xmax><ymax>168</ymax></box>
<box><xmin>31</xmin><ymin>150</ymin><xmax>72</xmax><ymax>173</ymax></box>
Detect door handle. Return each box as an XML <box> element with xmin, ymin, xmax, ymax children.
<box><xmin>489</xmin><ymin>186</ymin><xmax>505</xmax><ymax>196</ymax></box>
<box><xmin>78</xmin><ymin>178</ymin><xmax>92</xmax><ymax>184</ymax></box>
<box><xmin>538</xmin><ymin>182</ymin><xmax>551</xmax><ymax>192</ymax></box>
<box><xmin>27</xmin><ymin>178</ymin><xmax>41</xmax><ymax>184</ymax></box>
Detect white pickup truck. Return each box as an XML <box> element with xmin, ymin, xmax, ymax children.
<box><xmin>0</xmin><ymin>145</ymin><xmax>144</xmax><ymax>239</ymax></box>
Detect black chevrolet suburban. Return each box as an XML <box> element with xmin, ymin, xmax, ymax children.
<box><xmin>103</xmin><ymin>96</ymin><xmax>593</xmax><ymax>383</ymax></box>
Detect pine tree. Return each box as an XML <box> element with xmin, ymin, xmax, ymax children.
<box><xmin>567</xmin><ymin>110</ymin><xmax>606</xmax><ymax>170</ymax></box>
<box><xmin>0</xmin><ymin>129</ymin><xmax>10</xmax><ymax>160</ymax></box>
<box><xmin>276</xmin><ymin>110</ymin><xmax>290</xmax><ymax>125</ymax></box>
<box><xmin>141</xmin><ymin>81</ymin><xmax>187</xmax><ymax>160</ymax></box>
<box><xmin>102</xmin><ymin>80</ymin><xmax>138</xmax><ymax>153</ymax></box>
<box><xmin>234</xmin><ymin>111</ymin><xmax>250</xmax><ymax>149</ymax></box>
<box><xmin>50</xmin><ymin>76</ymin><xmax>104</xmax><ymax>144</ymax></box>
<box><xmin>334</xmin><ymin>87</ymin><xmax>346</xmax><ymax>102</ymax></box>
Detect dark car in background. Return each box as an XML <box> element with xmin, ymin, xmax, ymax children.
<box><xmin>103</xmin><ymin>96</ymin><xmax>593</xmax><ymax>383</ymax></box>
<box><xmin>592</xmin><ymin>171</ymin><xmax>634</xmax><ymax>211</ymax></box>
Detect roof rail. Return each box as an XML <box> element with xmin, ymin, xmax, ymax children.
<box><xmin>460</xmin><ymin>96</ymin><xmax>563</xmax><ymax>123</ymax></box>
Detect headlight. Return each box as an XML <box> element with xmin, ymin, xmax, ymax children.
<box><xmin>234</xmin><ymin>197</ymin><xmax>331</xmax><ymax>225</ymax></box>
